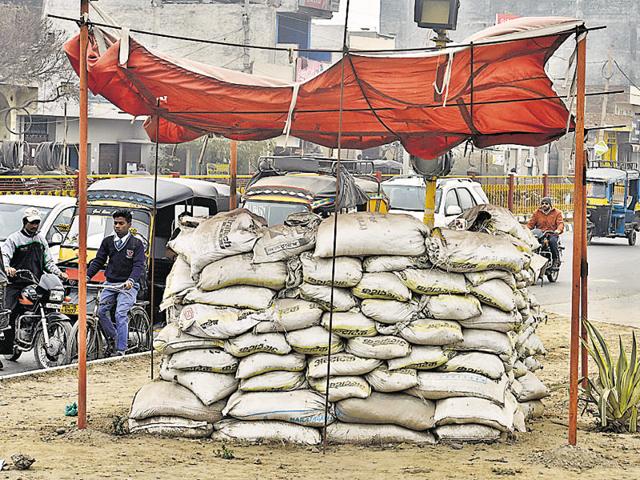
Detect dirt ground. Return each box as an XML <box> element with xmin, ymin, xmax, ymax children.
<box><xmin>1</xmin><ymin>315</ymin><xmax>640</xmax><ymax>480</ymax></box>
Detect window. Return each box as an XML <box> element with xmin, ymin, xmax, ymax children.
<box><xmin>0</xmin><ymin>204</ymin><xmax>53</xmax><ymax>241</ymax></box>
<box><xmin>382</xmin><ymin>185</ymin><xmax>425</xmax><ymax>211</ymax></box>
<box><xmin>445</xmin><ymin>189</ymin><xmax>459</xmax><ymax>209</ymax></box>
<box><xmin>456</xmin><ymin>187</ymin><xmax>476</xmax><ymax>211</ymax></box>
<box><xmin>46</xmin><ymin>207</ymin><xmax>75</xmax><ymax>244</ymax></box>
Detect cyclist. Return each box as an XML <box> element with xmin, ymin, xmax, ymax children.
<box><xmin>86</xmin><ymin>209</ymin><xmax>145</xmax><ymax>357</ymax></box>
<box><xmin>527</xmin><ymin>196</ymin><xmax>564</xmax><ymax>267</ymax></box>
<box><xmin>0</xmin><ymin>207</ymin><xmax>68</xmax><ymax>369</ymax></box>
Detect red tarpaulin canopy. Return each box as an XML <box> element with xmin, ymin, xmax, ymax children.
<box><xmin>64</xmin><ymin>17</ymin><xmax>580</xmax><ymax>159</ymax></box>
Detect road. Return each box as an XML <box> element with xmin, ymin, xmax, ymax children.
<box><xmin>2</xmin><ymin>232</ymin><xmax>639</xmax><ymax>377</ymax></box>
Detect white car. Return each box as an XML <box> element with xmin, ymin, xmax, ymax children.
<box><xmin>0</xmin><ymin>195</ymin><xmax>76</xmax><ymax>261</ymax></box>
<box><xmin>382</xmin><ymin>176</ymin><xmax>489</xmax><ymax>227</ymax></box>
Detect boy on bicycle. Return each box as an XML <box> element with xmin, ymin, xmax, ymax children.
<box><xmin>86</xmin><ymin>209</ymin><xmax>145</xmax><ymax>357</ymax></box>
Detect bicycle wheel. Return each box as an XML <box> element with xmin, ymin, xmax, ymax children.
<box><xmin>67</xmin><ymin>317</ymin><xmax>105</xmax><ymax>362</ymax></box>
<box><xmin>127</xmin><ymin>306</ymin><xmax>152</xmax><ymax>353</ymax></box>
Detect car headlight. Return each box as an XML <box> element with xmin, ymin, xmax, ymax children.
<box><xmin>49</xmin><ymin>290</ymin><xmax>64</xmax><ymax>302</ymax></box>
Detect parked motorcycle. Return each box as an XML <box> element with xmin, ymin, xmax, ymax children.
<box><xmin>2</xmin><ymin>270</ymin><xmax>73</xmax><ymax>369</ymax></box>
<box><xmin>532</xmin><ymin>229</ymin><xmax>563</xmax><ymax>283</ymax></box>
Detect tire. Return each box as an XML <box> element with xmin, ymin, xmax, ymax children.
<box><xmin>33</xmin><ymin>321</ymin><xmax>73</xmax><ymax>370</ymax></box>
<box><xmin>546</xmin><ymin>268</ymin><xmax>559</xmax><ymax>283</ymax></box>
<box><xmin>628</xmin><ymin>230</ymin><xmax>637</xmax><ymax>246</ymax></box>
<box><xmin>127</xmin><ymin>306</ymin><xmax>152</xmax><ymax>354</ymax></box>
<box><xmin>67</xmin><ymin>318</ymin><xmax>104</xmax><ymax>363</ymax></box>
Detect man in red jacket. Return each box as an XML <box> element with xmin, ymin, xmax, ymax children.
<box><xmin>527</xmin><ymin>196</ymin><xmax>564</xmax><ymax>267</ymax></box>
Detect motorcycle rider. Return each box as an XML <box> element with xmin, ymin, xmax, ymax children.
<box><xmin>527</xmin><ymin>196</ymin><xmax>564</xmax><ymax>267</ymax></box>
<box><xmin>0</xmin><ymin>207</ymin><xmax>68</xmax><ymax>370</ymax></box>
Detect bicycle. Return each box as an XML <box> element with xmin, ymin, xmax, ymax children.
<box><xmin>67</xmin><ymin>283</ymin><xmax>152</xmax><ymax>362</ymax></box>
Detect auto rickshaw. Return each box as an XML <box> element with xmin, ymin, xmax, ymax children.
<box><xmin>58</xmin><ymin>177</ymin><xmax>230</xmax><ymax>316</ymax></box>
<box><xmin>241</xmin><ymin>156</ymin><xmax>388</xmax><ymax>226</ymax></box>
<box><xmin>586</xmin><ymin>166</ymin><xmax>640</xmax><ymax>245</ymax></box>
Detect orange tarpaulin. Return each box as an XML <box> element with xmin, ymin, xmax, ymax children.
<box><xmin>64</xmin><ymin>17</ymin><xmax>580</xmax><ymax>158</ymax></box>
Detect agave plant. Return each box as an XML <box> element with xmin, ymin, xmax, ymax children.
<box><xmin>581</xmin><ymin>320</ymin><xmax>640</xmax><ymax>433</ymax></box>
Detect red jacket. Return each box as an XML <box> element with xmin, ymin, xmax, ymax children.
<box><xmin>527</xmin><ymin>207</ymin><xmax>564</xmax><ymax>234</ymax></box>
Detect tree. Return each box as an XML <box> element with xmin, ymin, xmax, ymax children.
<box><xmin>0</xmin><ymin>5</ymin><xmax>74</xmax><ymax>87</ymax></box>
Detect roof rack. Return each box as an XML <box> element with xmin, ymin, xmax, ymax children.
<box><xmin>256</xmin><ymin>156</ymin><xmax>376</xmax><ymax>176</ymax></box>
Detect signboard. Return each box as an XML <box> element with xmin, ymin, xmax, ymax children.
<box><xmin>630</xmin><ymin>86</ymin><xmax>640</xmax><ymax>107</ymax></box>
<box><xmin>631</xmin><ymin>115</ymin><xmax>640</xmax><ymax>144</ymax></box>
<box><xmin>492</xmin><ymin>152</ymin><xmax>505</xmax><ymax>166</ymax></box>
<box><xmin>594</xmin><ymin>141</ymin><xmax>609</xmax><ymax>157</ymax></box>
<box><xmin>298</xmin><ymin>0</ymin><xmax>339</xmax><ymax>12</ymax></box>
<box><xmin>207</xmin><ymin>163</ymin><xmax>229</xmax><ymax>175</ymax></box>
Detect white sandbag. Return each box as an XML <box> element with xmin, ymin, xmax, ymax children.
<box><xmin>458</xmin><ymin>204</ymin><xmax>538</xmax><ymax>251</ymax></box>
<box><xmin>408</xmin><ymin>372</ymin><xmax>507</xmax><ymax>406</ymax></box>
<box><xmin>308</xmin><ymin>376</ymin><xmax>371</xmax><ymax>402</ymax></box>
<box><xmin>459</xmin><ymin>306</ymin><xmax>520</xmax><ymax>333</ymax></box>
<box><xmin>387</xmin><ymin>346</ymin><xmax>452</xmax><ymax>371</ymax></box>
<box><xmin>435</xmin><ymin>424</ymin><xmax>502</xmax><ymax>443</ymax></box>
<box><xmin>235</xmin><ymin>353</ymin><xmax>306</xmax><ymax>379</ymax></box>
<box><xmin>307</xmin><ymin>354</ymin><xmax>381</xmax><ymax>379</ymax></box>
<box><xmin>523</xmin><ymin>333</ymin><xmax>547</xmax><ymax>357</ymax></box>
<box><xmin>326</xmin><ymin>422</ymin><xmax>436</xmax><ymax>445</ymax></box>
<box><xmin>421</xmin><ymin>294</ymin><xmax>482</xmax><ymax>321</ymax></box>
<box><xmin>154</xmin><ymin>324</ymin><xmax>223</xmax><ymax>355</ymax></box>
<box><xmin>198</xmin><ymin>253</ymin><xmax>287</xmax><ymax>291</ymax></box>
<box><xmin>254</xmin><ymin>299</ymin><xmax>323</xmax><ymax>333</ymax></box>
<box><xmin>363</xmin><ymin>255</ymin><xmax>430</xmax><ymax>273</ymax></box>
<box><xmin>185</xmin><ymin>286</ymin><xmax>275</xmax><ymax>310</ymax></box>
<box><xmin>365</xmin><ymin>367</ymin><xmax>417</xmax><ymax>393</ymax></box>
<box><xmin>375</xmin><ymin>322</ymin><xmax>401</xmax><ymax>336</ymax></box>
<box><xmin>300</xmin><ymin>253</ymin><xmax>363</xmax><ymax>287</ymax></box>
<box><xmin>168</xmin><ymin>209</ymin><xmax>266</xmax><ymax>276</ymax></box>
<box><xmin>352</xmin><ymin>273</ymin><xmax>411</xmax><ymax>302</ymax></box>
<box><xmin>224</xmin><ymin>332</ymin><xmax>291</xmax><ymax>357</ymax></box>
<box><xmin>222</xmin><ymin>390</ymin><xmax>334</xmax><ymax>427</ymax></box>
<box><xmin>167</xmin><ymin>348</ymin><xmax>238</xmax><ymax>374</ymax></box>
<box><xmin>128</xmin><ymin>416</ymin><xmax>213</xmax><ymax>438</ymax></box>
<box><xmin>438</xmin><ymin>352</ymin><xmax>505</xmax><ymax>380</ymax></box>
<box><xmin>426</xmin><ymin>228</ymin><xmax>527</xmax><ymax>274</ymax></box>
<box><xmin>469</xmin><ymin>279</ymin><xmax>516</xmax><ymax>312</ymax></box>
<box><xmin>465</xmin><ymin>270</ymin><xmax>515</xmax><ymax>288</ymax></box>
<box><xmin>299</xmin><ymin>283</ymin><xmax>358</xmax><ymax>312</ymax></box>
<box><xmin>519</xmin><ymin>400</ymin><xmax>545</xmax><ymax>420</ymax></box>
<box><xmin>360</xmin><ymin>299</ymin><xmax>419</xmax><ymax>324</ymax></box>
<box><xmin>314</xmin><ymin>212</ymin><xmax>428</xmax><ymax>258</ymax></box>
<box><xmin>398</xmin><ymin>319</ymin><xmax>463</xmax><ymax>346</ymax></box>
<box><xmin>286</xmin><ymin>326</ymin><xmax>344</xmax><ymax>355</ymax></box>
<box><xmin>178</xmin><ymin>304</ymin><xmax>266</xmax><ymax>339</ymax></box>
<box><xmin>524</xmin><ymin>356</ymin><xmax>543</xmax><ymax>372</ymax></box>
<box><xmin>396</xmin><ymin>268</ymin><xmax>468</xmax><ymax>296</ymax></box>
<box><xmin>212</xmin><ymin>419</ymin><xmax>321</xmax><ymax>445</ymax></box>
<box><xmin>252</xmin><ymin>213</ymin><xmax>321</xmax><ymax>264</ymax></box>
<box><xmin>346</xmin><ymin>336</ymin><xmax>411</xmax><ymax>360</ymax></box>
<box><xmin>160</xmin><ymin>367</ymin><xmax>238</xmax><ymax>405</ymax></box>
<box><xmin>514</xmin><ymin>372</ymin><xmax>549</xmax><ymax>401</ymax></box>
<box><xmin>129</xmin><ymin>381</ymin><xmax>224</xmax><ymax>423</ymax></box>
<box><xmin>321</xmin><ymin>312</ymin><xmax>377</xmax><ymax>338</ymax></box>
<box><xmin>162</xmin><ymin>256</ymin><xmax>195</xmax><ymax>300</ymax></box>
<box><xmin>239</xmin><ymin>370</ymin><xmax>307</xmax><ymax>392</ymax></box>
<box><xmin>455</xmin><ymin>329</ymin><xmax>513</xmax><ymax>357</ymax></box>
<box><xmin>513</xmin><ymin>360</ymin><xmax>528</xmax><ymax>378</ymax></box>
<box><xmin>434</xmin><ymin>397</ymin><xmax>513</xmax><ymax>432</ymax></box>
<box><xmin>335</xmin><ymin>392</ymin><xmax>435</xmax><ymax>430</ymax></box>
<box><xmin>529</xmin><ymin>253</ymin><xmax>548</xmax><ymax>283</ymax></box>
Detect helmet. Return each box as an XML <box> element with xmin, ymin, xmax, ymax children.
<box><xmin>23</xmin><ymin>207</ymin><xmax>42</xmax><ymax>223</ymax></box>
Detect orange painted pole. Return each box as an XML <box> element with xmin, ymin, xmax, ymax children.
<box><xmin>230</xmin><ymin>140</ymin><xmax>238</xmax><ymax>209</ymax></box>
<box><xmin>569</xmin><ymin>31</ymin><xmax>587</xmax><ymax>446</ymax></box>
<box><xmin>77</xmin><ymin>0</ymin><xmax>89</xmax><ymax>430</ymax></box>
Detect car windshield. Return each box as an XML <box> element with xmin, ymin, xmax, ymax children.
<box><xmin>0</xmin><ymin>204</ymin><xmax>53</xmax><ymax>241</ymax></box>
<box><xmin>382</xmin><ymin>185</ymin><xmax>426</xmax><ymax>211</ymax></box>
<box><xmin>587</xmin><ymin>181</ymin><xmax>607</xmax><ymax>199</ymax></box>
<box><xmin>63</xmin><ymin>210</ymin><xmax>150</xmax><ymax>249</ymax></box>
<box><xmin>244</xmin><ymin>200</ymin><xmax>309</xmax><ymax>226</ymax></box>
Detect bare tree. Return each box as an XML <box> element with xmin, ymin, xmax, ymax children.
<box><xmin>0</xmin><ymin>5</ymin><xmax>73</xmax><ymax>87</ymax></box>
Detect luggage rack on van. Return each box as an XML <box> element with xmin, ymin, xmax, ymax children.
<box><xmin>255</xmin><ymin>156</ymin><xmax>376</xmax><ymax>177</ymax></box>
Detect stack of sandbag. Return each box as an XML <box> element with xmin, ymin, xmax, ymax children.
<box><xmin>129</xmin><ymin>210</ymin><xmax>548</xmax><ymax>445</ymax></box>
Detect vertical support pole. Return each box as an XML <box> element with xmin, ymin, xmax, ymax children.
<box><xmin>580</xmin><ymin>151</ymin><xmax>589</xmax><ymax>389</ymax></box>
<box><xmin>77</xmin><ymin>0</ymin><xmax>89</xmax><ymax>430</ymax></box>
<box><xmin>543</xmin><ymin>173</ymin><xmax>550</xmax><ymax>198</ymax></box>
<box><xmin>507</xmin><ymin>173</ymin><xmax>515</xmax><ymax>212</ymax></box>
<box><xmin>150</xmin><ymin>100</ymin><xmax>161</xmax><ymax>381</ymax></box>
<box><xmin>569</xmin><ymin>31</ymin><xmax>587</xmax><ymax>447</ymax></box>
<box><xmin>424</xmin><ymin>178</ymin><xmax>437</xmax><ymax>227</ymax></box>
<box><xmin>230</xmin><ymin>140</ymin><xmax>238</xmax><ymax>209</ymax></box>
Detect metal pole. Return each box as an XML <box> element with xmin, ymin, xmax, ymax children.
<box><xmin>77</xmin><ymin>0</ymin><xmax>89</xmax><ymax>430</ymax></box>
<box><xmin>569</xmin><ymin>30</ymin><xmax>587</xmax><ymax>447</ymax></box>
<box><xmin>230</xmin><ymin>140</ymin><xmax>238</xmax><ymax>209</ymax></box>
<box><xmin>580</xmin><ymin>150</ymin><xmax>589</xmax><ymax>389</ymax></box>
<box><xmin>150</xmin><ymin>99</ymin><xmax>161</xmax><ymax>380</ymax></box>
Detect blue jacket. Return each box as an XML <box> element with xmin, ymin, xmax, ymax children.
<box><xmin>87</xmin><ymin>234</ymin><xmax>146</xmax><ymax>284</ymax></box>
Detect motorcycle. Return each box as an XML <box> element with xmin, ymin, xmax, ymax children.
<box><xmin>1</xmin><ymin>270</ymin><xmax>73</xmax><ymax>369</ymax></box>
<box><xmin>532</xmin><ymin>229</ymin><xmax>564</xmax><ymax>284</ymax></box>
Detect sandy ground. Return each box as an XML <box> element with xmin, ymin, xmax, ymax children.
<box><xmin>1</xmin><ymin>315</ymin><xmax>640</xmax><ymax>480</ymax></box>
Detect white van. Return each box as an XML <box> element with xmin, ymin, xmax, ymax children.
<box><xmin>0</xmin><ymin>195</ymin><xmax>76</xmax><ymax>261</ymax></box>
<box><xmin>382</xmin><ymin>176</ymin><xmax>489</xmax><ymax>227</ymax></box>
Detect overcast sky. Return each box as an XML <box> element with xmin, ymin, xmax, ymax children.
<box><xmin>315</xmin><ymin>0</ymin><xmax>381</xmax><ymax>31</ymax></box>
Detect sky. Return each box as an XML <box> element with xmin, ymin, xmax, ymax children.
<box><xmin>314</xmin><ymin>0</ymin><xmax>381</xmax><ymax>31</ymax></box>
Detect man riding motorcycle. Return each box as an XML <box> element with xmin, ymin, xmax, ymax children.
<box><xmin>527</xmin><ymin>196</ymin><xmax>564</xmax><ymax>267</ymax></box>
<box><xmin>0</xmin><ymin>207</ymin><xmax>68</xmax><ymax>370</ymax></box>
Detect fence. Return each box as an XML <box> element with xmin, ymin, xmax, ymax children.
<box><xmin>0</xmin><ymin>173</ymin><xmax>576</xmax><ymax>217</ymax></box>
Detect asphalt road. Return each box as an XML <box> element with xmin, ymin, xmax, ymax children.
<box><xmin>2</xmin><ymin>232</ymin><xmax>639</xmax><ymax>377</ymax></box>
